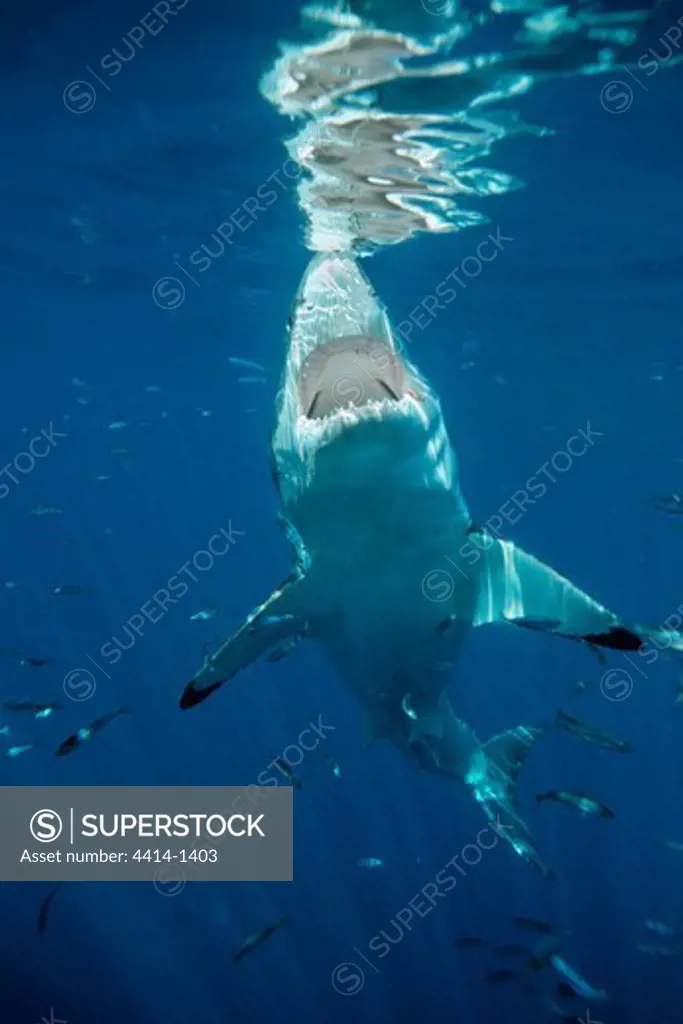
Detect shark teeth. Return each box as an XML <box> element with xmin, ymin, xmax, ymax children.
<box><xmin>296</xmin><ymin>392</ymin><xmax>427</xmax><ymax>453</ymax></box>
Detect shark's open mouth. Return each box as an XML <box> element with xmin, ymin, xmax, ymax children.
<box><xmin>298</xmin><ymin>335</ymin><xmax>405</xmax><ymax>421</ymax></box>
<box><xmin>272</xmin><ymin>255</ymin><xmax>436</xmax><ymax>487</ymax></box>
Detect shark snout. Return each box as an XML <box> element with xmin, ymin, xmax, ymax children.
<box><xmin>298</xmin><ymin>335</ymin><xmax>405</xmax><ymax>420</ymax></box>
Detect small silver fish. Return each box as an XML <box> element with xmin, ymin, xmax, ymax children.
<box><xmin>646</xmin><ymin>920</ymin><xmax>675</xmax><ymax>937</ymax></box>
<box><xmin>3</xmin><ymin>701</ymin><xmax>63</xmax><ymax>717</ymax></box>
<box><xmin>272</xmin><ymin>755</ymin><xmax>302</xmax><ymax>790</ymax></box>
<box><xmin>7</xmin><ymin>744</ymin><xmax>32</xmax><ymax>757</ymax></box>
<box><xmin>189</xmin><ymin>606</ymin><xmax>219</xmax><ymax>622</ymax></box>
<box><xmin>536</xmin><ymin>790</ymin><xmax>614</xmax><ymax>819</ymax></box>
<box><xmin>549</xmin><ymin>954</ymin><xmax>609</xmax><ymax>1001</ymax></box>
<box><xmin>317</xmin><ymin>747</ymin><xmax>341</xmax><ymax>778</ymax></box>
<box><xmin>555</xmin><ymin>709</ymin><xmax>631</xmax><ymax>753</ymax></box>
<box><xmin>55</xmin><ymin>707</ymin><xmax>128</xmax><ymax>756</ymax></box>
<box><xmin>638</xmin><ymin>942</ymin><xmax>683</xmax><ymax>958</ymax></box>
<box><xmin>232</xmin><ymin>915</ymin><xmax>288</xmax><ymax>963</ymax></box>
<box><xmin>653</xmin><ymin>493</ymin><xmax>683</xmax><ymax>515</ymax></box>
<box><xmin>108</xmin><ymin>421</ymin><xmax>128</xmax><ymax>430</ymax></box>
<box><xmin>31</xmin><ymin>504</ymin><xmax>61</xmax><ymax>516</ymax></box>
<box><xmin>267</xmin><ymin>635</ymin><xmax>303</xmax><ymax>662</ymax></box>
<box><xmin>228</xmin><ymin>356</ymin><xmax>266</xmax><ymax>372</ymax></box>
<box><xmin>357</xmin><ymin>857</ymin><xmax>383</xmax><ymax>869</ymax></box>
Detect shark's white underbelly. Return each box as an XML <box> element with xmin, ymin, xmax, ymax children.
<box><xmin>284</xmin><ymin>405</ymin><xmax>475</xmax><ymax>738</ymax></box>
<box><xmin>300</xmin><ymin>494</ymin><xmax>474</xmax><ymax>713</ymax></box>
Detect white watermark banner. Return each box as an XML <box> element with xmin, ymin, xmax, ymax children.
<box><xmin>0</xmin><ymin>786</ymin><xmax>292</xmax><ymax>882</ymax></box>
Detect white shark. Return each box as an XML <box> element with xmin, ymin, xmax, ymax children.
<box><xmin>180</xmin><ymin>253</ymin><xmax>682</xmax><ymax>875</ymax></box>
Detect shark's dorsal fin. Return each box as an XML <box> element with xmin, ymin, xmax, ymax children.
<box><xmin>179</xmin><ymin>574</ymin><xmax>308</xmax><ymax>710</ymax></box>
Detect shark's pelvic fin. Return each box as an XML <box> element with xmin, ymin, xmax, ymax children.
<box><xmin>179</xmin><ymin>575</ymin><xmax>308</xmax><ymax>710</ymax></box>
<box><xmin>407</xmin><ymin>707</ymin><xmax>445</xmax><ymax>746</ymax></box>
<box><xmin>472</xmin><ymin>533</ymin><xmax>682</xmax><ymax>655</ymax></box>
<box><xmin>466</xmin><ymin>724</ymin><xmax>554</xmax><ymax>878</ymax></box>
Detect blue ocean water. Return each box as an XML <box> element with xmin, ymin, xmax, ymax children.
<box><xmin>2</xmin><ymin>1</ymin><xmax>683</xmax><ymax>1022</ymax></box>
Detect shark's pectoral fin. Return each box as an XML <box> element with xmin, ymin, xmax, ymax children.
<box><xmin>467</xmin><ymin>724</ymin><xmax>554</xmax><ymax>878</ymax></box>
<box><xmin>179</xmin><ymin>576</ymin><xmax>308</xmax><ymax>710</ymax></box>
<box><xmin>472</xmin><ymin>533</ymin><xmax>655</xmax><ymax>654</ymax></box>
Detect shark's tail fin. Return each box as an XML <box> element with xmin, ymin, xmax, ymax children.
<box><xmin>466</xmin><ymin>725</ymin><xmax>554</xmax><ymax>879</ymax></box>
